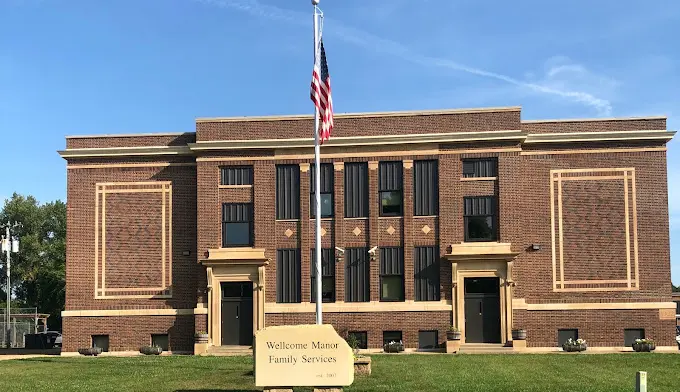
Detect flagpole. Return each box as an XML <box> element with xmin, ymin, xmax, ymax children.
<box><xmin>312</xmin><ymin>0</ymin><xmax>323</xmax><ymax>325</ymax></box>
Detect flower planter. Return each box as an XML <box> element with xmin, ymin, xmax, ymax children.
<box><xmin>78</xmin><ymin>347</ymin><xmax>103</xmax><ymax>356</ymax></box>
<box><xmin>512</xmin><ymin>329</ymin><xmax>527</xmax><ymax>341</ymax></box>
<box><xmin>140</xmin><ymin>346</ymin><xmax>163</xmax><ymax>355</ymax></box>
<box><xmin>354</xmin><ymin>356</ymin><xmax>372</xmax><ymax>375</ymax></box>
<box><xmin>446</xmin><ymin>331</ymin><xmax>461</xmax><ymax>341</ymax></box>
<box><xmin>562</xmin><ymin>343</ymin><xmax>587</xmax><ymax>352</ymax></box>
<box><xmin>383</xmin><ymin>342</ymin><xmax>404</xmax><ymax>353</ymax></box>
<box><xmin>632</xmin><ymin>342</ymin><xmax>656</xmax><ymax>352</ymax></box>
<box><xmin>195</xmin><ymin>333</ymin><xmax>209</xmax><ymax>344</ymax></box>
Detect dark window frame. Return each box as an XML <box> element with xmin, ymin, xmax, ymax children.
<box><xmin>151</xmin><ymin>334</ymin><xmax>169</xmax><ymax>351</ymax></box>
<box><xmin>310</xmin><ymin>163</ymin><xmax>334</xmax><ymax>218</ymax></box>
<box><xmin>379</xmin><ymin>161</ymin><xmax>403</xmax><ymax>217</ymax></box>
<box><xmin>344</xmin><ymin>162</ymin><xmax>369</xmax><ymax>218</ymax></box>
<box><xmin>462</xmin><ymin>158</ymin><xmax>498</xmax><ymax>178</ymax></box>
<box><xmin>348</xmin><ymin>331</ymin><xmax>368</xmax><ymax>349</ymax></box>
<box><xmin>310</xmin><ymin>248</ymin><xmax>335</xmax><ymax>303</ymax></box>
<box><xmin>220</xmin><ymin>166</ymin><xmax>253</xmax><ymax>185</ymax></box>
<box><xmin>91</xmin><ymin>335</ymin><xmax>110</xmax><ymax>352</ymax></box>
<box><xmin>557</xmin><ymin>329</ymin><xmax>579</xmax><ymax>347</ymax></box>
<box><xmin>383</xmin><ymin>331</ymin><xmax>403</xmax><ymax>345</ymax></box>
<box><xmin>379</xmin><ymin>247</ymin><xmax>404</xmax><ymax>302</ymax></box>
<box><xmin>623</xmin><ymin>329</ymin><xmax>645</xmax><ymax>346</ymax></box>
<box><xmin>345</xmin><ymin>247</ymin><xmax>370</xmax><ymax>303</ymax></box>
<box><xmin>276</xmin><ymin>165</ymin><xmax>301</xmax><ymax>220</ymax></box>
<box><xmin>222</xmin><ymin>203</ymin><xmax>254</xmax><ymax>247</ymax></box>
<box><xmin>414</xmin><ymin>246</ymin><xmax>440</xmax><ymax>301</ymax></box>
<box><xmin>463</xmin><ymin>196</ymin><xmax>498</xmax><ymax>242</ymax></box>
<box><xmin>418</xmin><ymin>330</ymin><xmax>439</xmax><ymax>350</ymax></box>
<box><xmin>276</xmin><ymin>249</ymin><xmax>301</xmax><ymax>304</ymax></box>
<box><xmin>413</xmin><ymin>160</ymin><xmax>439</xmax><ymax>216</ymax></box>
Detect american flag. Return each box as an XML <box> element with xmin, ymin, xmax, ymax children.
<box><xmin>310</xmin><ymin>39</ymin><xmax>333</xmax><ymax>143</ymax></box>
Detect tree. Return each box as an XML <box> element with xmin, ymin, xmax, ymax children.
<box><xmin>673</xmin><ymin>284</ymin><xmax>680</xmax><ymax>293</ymax></box>
<box><xmin>0</xmin><ymin>193</ymin><xmax>66</xmax><ymax>330</ymax></box>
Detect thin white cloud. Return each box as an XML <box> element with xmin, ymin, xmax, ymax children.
<box><xmin>195</xmin><ymin>0</ymin><xmax>613</xmax><ymax>115</ymax></box>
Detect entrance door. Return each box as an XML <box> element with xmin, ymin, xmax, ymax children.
<box><xmin>221</xmin><ymin>282</ymin><xmax>254</xmax><ymax>346</ymax></box>
<box><xmin>464</xmin><ymin>277</ymin><xmax>501</xmax><ymax>343</ymax></box>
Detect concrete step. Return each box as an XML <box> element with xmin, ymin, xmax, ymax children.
<box><xmin>205</xmin><ymin>345</ymin><xmax>253</xmax><ymax>356</ymax></box>
<box><xmin>459</xmin><ymin>343</ymin><xmax>515</xmax><ymax>354</ymax></box>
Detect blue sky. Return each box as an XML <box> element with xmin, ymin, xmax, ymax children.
<box><xmin>0</xmin><ymin>0</ymin><xmax>678</xmax><ymax>282</ymax></box>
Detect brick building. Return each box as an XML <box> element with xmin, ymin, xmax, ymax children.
<box><xmin>58</xmin><ymin>106</ymin><xmax>677</xmax><ymax>354</ymax></box>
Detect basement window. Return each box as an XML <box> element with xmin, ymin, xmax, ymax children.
<box><xmin>92</xmin><ymin>335</ymin><xmax>109</xmax><ymax>352</ymax></box>
<box><xmin>624</xmin><ymin>329</ymin><xmax>645</xmax><ymax>347</ymax></box>
<box><xmin>151</xmin><ymin>334</ymin><xmax>169</xmax><ymax>351</ymax></box>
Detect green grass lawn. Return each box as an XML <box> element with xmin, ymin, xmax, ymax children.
<box><xmin>2</xmin><ymin>354</ymin><xmax>679</xmax><ymax>392</ymax></box>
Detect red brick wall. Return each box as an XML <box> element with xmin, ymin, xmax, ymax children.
<box><xmin>196</xmin><ymin>109</ymin><xmax>521</xmax><ymax>141</ymax></box>
<box><xmin>62</xmin><ymin>110</ymin><xmax>673</xmax><ymax>351</ymax></box>
<box><xmin>522</xmin><ymin>118</ymin><xmax>666</xmax><ymax>134</ymax></box>
<box><xmin>512</xmin><ymin>150</ymin><xmax>671</xmax><ymax>303</ymax></box>
<box><xmin>62</xmin><ymin>315</ymin><xmax>194</xmax><ymax>352</ymax></box>
<box><xmin>66</xmin><ymin>133</ymin><xmax>195</xmax><ymax>149</ymax></box>
<box><xmin>267</xmin><ymin>312</ymin><xmax>451</xmax><ymax>349</ymax></box>
<box><xmin>514</xmin><ymin>309</ymin><xmax>675</xmax><ymax>347</ymax></box>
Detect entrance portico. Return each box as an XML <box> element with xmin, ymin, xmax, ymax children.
<box><xmin>201</xmin><ymin>248</ymin><xmax>269</xmax><ymax>349</ymax></box>
<box><xmin>445</xmin><ymin>243</ymin><xmax>519</xmax><ymax>345</ymax></box>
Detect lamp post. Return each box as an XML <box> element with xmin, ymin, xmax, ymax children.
<box><xmin>2</xmin><ymin>221</ymin><xmax>20</xmax><ymax>348</ymax></box>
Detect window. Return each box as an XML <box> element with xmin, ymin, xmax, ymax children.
<box><xmin>418</xmin><ymin>331</ymin><xmax>438</xmax><ymax>349</ymax></box>
<box><xmin>222</xmin><ymin>203</ymin><xmax>253</xmax><ymax>247</ymax></box>
<box><xmin>151</xmin><ymin>334</ymin><xmax>169</xmax><ymax>351</ymax></box>
<box><xmin>380</xmin><ymin>247</ymin><xmax>404</xmax><ymax>302</ymax></box>
<box><xmin>348</xmin><ymin>331</ymin><xmax>368</xmax><ymax>350</ymax></box>
<box><xmin>414</xmin><ymin>160</ymin><xmax>438</xmax><ymax>216</ymax></box>
<box><xmin>414</xmin><ymin>247</ymin><xmax>440</xmax><ymax>301</ymax></box>
<box><xmin>310</xmin><ymin>163</ymin><xmax>334</xmax><ymax>218</ymax></box>
<box><xmin>379</xmin><ymin>162</ymin><xmax>403</xmax><ymax>216</ymax></box>
<box><xmin>311</xmin><ymin>248</ymin><xmax>335</xmax><ymax>302</ymax></box>
<box><xmin>624</xmin><ymin>329</ymin><xmax>645</xmax><ymax>346</ymax></box>
<box><xmin>276</xmin><ymin>249</ymin><xmax>301</xmax><ymax>303</ymax></box>
<box><xmin>462</xmin><ymin>158</ymin><xmax>497</xmax><ymax>178</ymax></box>
<box><xmin>92</xmin><ymin>335</ymin><xmax>109</xmax><ymax>352</ymax></box>
<box><xmin>221</xmin><ymin>166</ymin><xmax>253</xmax><ymax>185</ymax></box>
<box><xmin>345</xmin><ymin>247</ymin><xmax>370</xmax><ymax>302</ymax></box>
<box><xmin>464</xmin><ymin>196</ymin><xmax>498</xmax><ymax>242</ymax></box>
<box><xmin>276</xmin><ymin>165</ymin><xmax>300</xmax><ymax>220</ymax></box>
<box><xmin>383</xmin><ymin>331</ymin><xmax>402</xmax><ymax>345</ymax></box>
<box><xmin>345</xmin><ymin>162</ymin><xmax>368</xmax><ymax>218</ymax></box>
<box><xmin>557</xmin><ymin>329</ymin><xmax>578</xmax><ymax>347</ymax></box>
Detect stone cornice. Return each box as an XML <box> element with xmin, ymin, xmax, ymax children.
<box><xmin>57</xmin><ymin>130</ymin><xmax>675</xmax><ymax>158</ymax></box>
<box><xmin>524</xmin><ymin>130</ymin><xmax>675</xmax><ymax>144</ymax></box>
<box><xmin>188</xmin><ymin>130</ymin><xmax>527</xmax><ymax>151</ymax></box>
<box><xmin>58</xmin><ymin>145</ymin><xmax>193</xmax><ymax>158</ymax></box>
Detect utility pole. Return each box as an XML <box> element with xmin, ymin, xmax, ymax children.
<box><xmin>2</xmin><ymin>221</ymin><xmax>21</xmax><ymax>348</ymax></box>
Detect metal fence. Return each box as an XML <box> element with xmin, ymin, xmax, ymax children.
<box><xmin>0</xmin><ymin>308</ymin><xmax>42</xmax><ymax>348</ymax></box>
<box><xmin>0</xmin><ymin>321</ymin><xmax>35</xmax><ymax>348</ymax></box>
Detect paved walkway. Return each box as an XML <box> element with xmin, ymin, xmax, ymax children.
<box><xmin>0</xmin><ymin>354</ymin><xmax>56</xmax><ymax>361</ymax></box>
<box><xmin>0</xmin><ymin>348</ymin><xmax>61</xmax><ymax>361</ymax></box>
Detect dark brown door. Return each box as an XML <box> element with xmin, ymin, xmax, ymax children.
<box><xmin>464</xmin><ymin>277</ymin><xmax>501</xmax><ymax>343</ymax></box>
<box><xmin>221</xmin><ymin>282</ymin><xmax>254</xmax><ymax>346</ymax></box>
<box><xmin>464</xmin><ymin>296</ymin><xmax>484</xmax><ymax>343</ymax></box>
